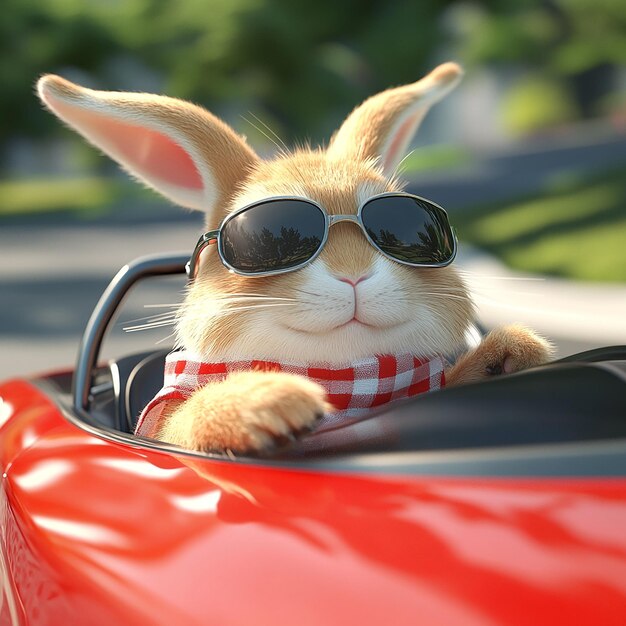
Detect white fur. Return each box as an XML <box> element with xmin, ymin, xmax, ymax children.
<box><xmin>187</xmin><ymin>254</ymin><xmax>464</xmax><ymax>364</ymax></box>
<box><xmin>356</xmin><ymin>181</ymin><xmax>388</xmax><ymax>207</ymax></box>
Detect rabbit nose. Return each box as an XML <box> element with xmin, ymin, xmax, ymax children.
<box><xmin>336</xmin><ymin>274</ymin><xmax>371</xmax><ymax>287</ymax></box>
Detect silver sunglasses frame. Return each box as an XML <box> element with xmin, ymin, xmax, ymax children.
<box><xmin>186</xmin><ymin>192</ymin><xmax>457</xmax><ymax>279</ymax></box>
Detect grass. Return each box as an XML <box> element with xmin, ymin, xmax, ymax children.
<box><xmin>0</xmin><ymin>176</ymin><xmax>158</xmax><ymax>219</ymax></box>
<box><xmin>453</xmin><ymin>168</ymin><xmax>626</xmax><ymax>283</ymax></box>
<box><xmin>401</xmin><ymin>144</ymin><xmax>471</xmax><ymax>175</ymax></box>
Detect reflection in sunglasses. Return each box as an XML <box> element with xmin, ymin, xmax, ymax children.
<box><xmin>223</xmin><ymin>220</ymin><xmax>322</xmax><ymax>272</ymax></box>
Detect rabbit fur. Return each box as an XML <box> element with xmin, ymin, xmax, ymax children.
<box><xmin>38</xmin><ymin>62</ymin><xmax>552</xmax><ymax>454</ymax></box>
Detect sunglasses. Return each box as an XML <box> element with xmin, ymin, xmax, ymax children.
<box><xmin>186</xmin><ymin>192</ymin><xmax>457</xmax><ymax>279</ymax></box>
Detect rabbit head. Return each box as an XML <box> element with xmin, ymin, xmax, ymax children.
<box><xmin>38</xmin><ymin>63</ymin><xmax>474</xmax><ymax>364</ymax></box>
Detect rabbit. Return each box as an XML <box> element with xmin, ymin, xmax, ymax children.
<box><xmin>37</xmin><ymin>62</ymin><xmax>552</xmax><ymax>454</ymax></box>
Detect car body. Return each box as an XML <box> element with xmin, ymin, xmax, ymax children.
<box><xmin>2</xmin><ymin>254</ymin><xmax>626</xmax><ymax>625</ymax></box>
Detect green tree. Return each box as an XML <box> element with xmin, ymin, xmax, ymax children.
<box><xmin>1</xmin><ymin>0</ymin><xmax>623</xmax><ymax>157</ymax></box>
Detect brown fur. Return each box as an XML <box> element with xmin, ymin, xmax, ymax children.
<box><xmin>328</xmin><ymin>62</ymin><xmax>463</xmax><ymax>171</ymax></box>
<box><xmin>447</xmin><ymin>325</ymin><xmax>553</xmax><ymax>386</ymax></box>
<box><xmin>157</xmin><ymin>371</ymin><xmax>330</xmax><ymax>453</ymax></box>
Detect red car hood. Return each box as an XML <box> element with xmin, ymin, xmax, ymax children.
<box><xmin>1</xmin><ymin>378</ymin><xmax>626</xmax><ymax>625</ymax></box>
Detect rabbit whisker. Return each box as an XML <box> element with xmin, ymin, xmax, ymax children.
<box><xmin>178</xmin><ymin>302</ymin><xmax>298</xmax><ymax>321</ymax></box>
<box><xmin>471</xmin><ymin>290</ymin><xmax>548</xmax><ymax>301</ymax></box>
<box><xmin>391</xmin><ymin>149</ymin><xmax>416</xmax><ymax>179</ymax></box>
<box><xmin>414</xmin><ymin>286</ymin><xmax>470</xmax><ymax>293</ymax></box>
<box><xmin>220</xmin><ymin>296</ymin><xmax>297</xmax><ymax>303</ymax></box>
<box><xmin>200</xmin><ymin>294</ymin><xmax>298</xmax><ymax>303</ymax></box>
<box><xmin>291</xmin><ymin>287</ymin><xmax>325</xmax><ymax>298</ymax></box>
<box><xmin>248</xmin><ymin>112</ymin><xmax>289</xmax><ymax>153</ymax></box>
<box><xmin>124</xmin><ymin>319</ymin><xmax>178</xmax><ymax>332</ymax></box>
<box><xmin>241</xmin><ymin>114</ymin><xmax>288</xmax><ymax>155</ymax></box>
<box><xmin>222</xmin><ymin>292</ymin><xmax>297</xmax><ymax>298</ymax></box>
<box><xmin>211</xmin><ymin>303</ymin><xmax>298</xmax><ymax>315</ymax></box>
<box><xmin>121</xmin><ymin>312</ymin><xmax>178</xmax><ymax>325</ymax></box>
<box><xmin>417</xmin><ymin>293</ymin><xmax>473</xmax><ymax>301</ymax></box>
<box><xmin>156</xmin><ymin>332</ymin><xmax>178</xmax><ymax>346</ymax></box>
<box><xmin>457</xmin><ymin>270</ymin><xmax>545</xmax><ymax>282</ymax></box>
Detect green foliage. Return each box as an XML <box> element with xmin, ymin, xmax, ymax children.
<box><xmin>0</xmin><ymin>176</ymin><xmax>131</xmax><ymax>216</ymax></box>
<box><xmin>1</xmin><ymin>0</ymin><xmax>623</xmax><ymax>154</ymax></box>
<box><xmin>458</xmin><ymin>0</ymin><xmax>626</xmax><ymax>73</ymax></box>
<box><xmin>453</xmin><ymin>168</ymin><xmax>626</xmax><ymax>282</ymax></box>
<box><xmin>0</xmin><ymin>0</ymin><xmax>457</xmax><ymax>149</ymax></box>
<box><xmin>401</xmin><ymin>145</ymin><xmax>471</xmax><ymax>174</ymax></box>
<box><xmin>501</xmin><ymin>74</ymin><xmax>579</xmax><ymax>135</ymax></box>
<box><xmin>452</xmin><ymin>0</ymin><xmax>626</xmax><ymax>121</ymax></box>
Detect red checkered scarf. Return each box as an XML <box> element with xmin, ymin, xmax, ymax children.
<box><xmin>136</xmin><ymin>351</ymin><xmax>446</xmax><ymax>438</ymax></box>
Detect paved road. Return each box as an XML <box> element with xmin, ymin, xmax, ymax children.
<box><xmin>1</xmin><ymin>128</ymin><xmax>626</xmax><ymax>380</ymax></box>
<box><xmin>456</xmin><ymin>245</ymin><xmax>626</xmax><ymax>355</ymax></box>
<box><xmin>0</xmin><ymin>212</ymin><xmax>202</xmax><ymax>379</ymax></box>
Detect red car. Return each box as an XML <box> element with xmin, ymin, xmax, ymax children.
<box><xmin>1</xmin><ymin>253</ymin><xmax>626</xmax><ymax>625</ymax></box>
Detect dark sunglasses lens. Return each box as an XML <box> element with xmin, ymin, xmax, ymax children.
<box><xmin>220</xmin><ymin>200</ymin><xmax>325</xmax><ymax>274</ymax></box>
<box><xmin>362</xmin><ymin>196</ymin><xmax>455</xmax><ymax>265</ymax></box>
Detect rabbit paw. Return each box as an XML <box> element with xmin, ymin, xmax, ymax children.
<box><xmin>447</xmin><ymin>324</ymin><xmax>553</xmax><ymax>386</ymax></box>
<box><xmin>161</xmin><ymin>371</ymin><xmax>329</xmax><ymax>455</ymax></box>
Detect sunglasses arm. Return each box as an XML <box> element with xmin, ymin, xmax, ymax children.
<box><xmin>185</xmin><ymin>230</ymin><xmax>220</xmax><ymax>280</ymax></box>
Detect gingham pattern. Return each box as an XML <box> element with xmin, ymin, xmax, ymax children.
<box><xmin>136</xmin><ymin>351</ymin><xmax>445</xmax><ymax>438</ymax></box>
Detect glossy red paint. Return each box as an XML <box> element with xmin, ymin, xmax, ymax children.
<box><xmin>1</xmin><ymin>378</ymin><xmax>626</xmax><ymax>625</ymax></box>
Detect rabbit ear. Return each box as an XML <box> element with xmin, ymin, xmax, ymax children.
<box><xmin>37</xmin><ymin>75</ymin><xmax>259</xmax><ymax>213</ymax></box>
<box><xmin>328</xmin><ymin>62</ymin><xmax>462</xmax><ymax>176</ymax></box>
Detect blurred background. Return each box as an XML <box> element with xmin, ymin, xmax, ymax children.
<box><xmin>1</xmin><ymin>0</ymin><xmax>625</xmax><ymax>378</ymax></box>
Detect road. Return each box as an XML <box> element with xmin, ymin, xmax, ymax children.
<box><xmin>0</xmin><ymin>213</ymin><xmax>200</xmax><ymax>379</ymax></box>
